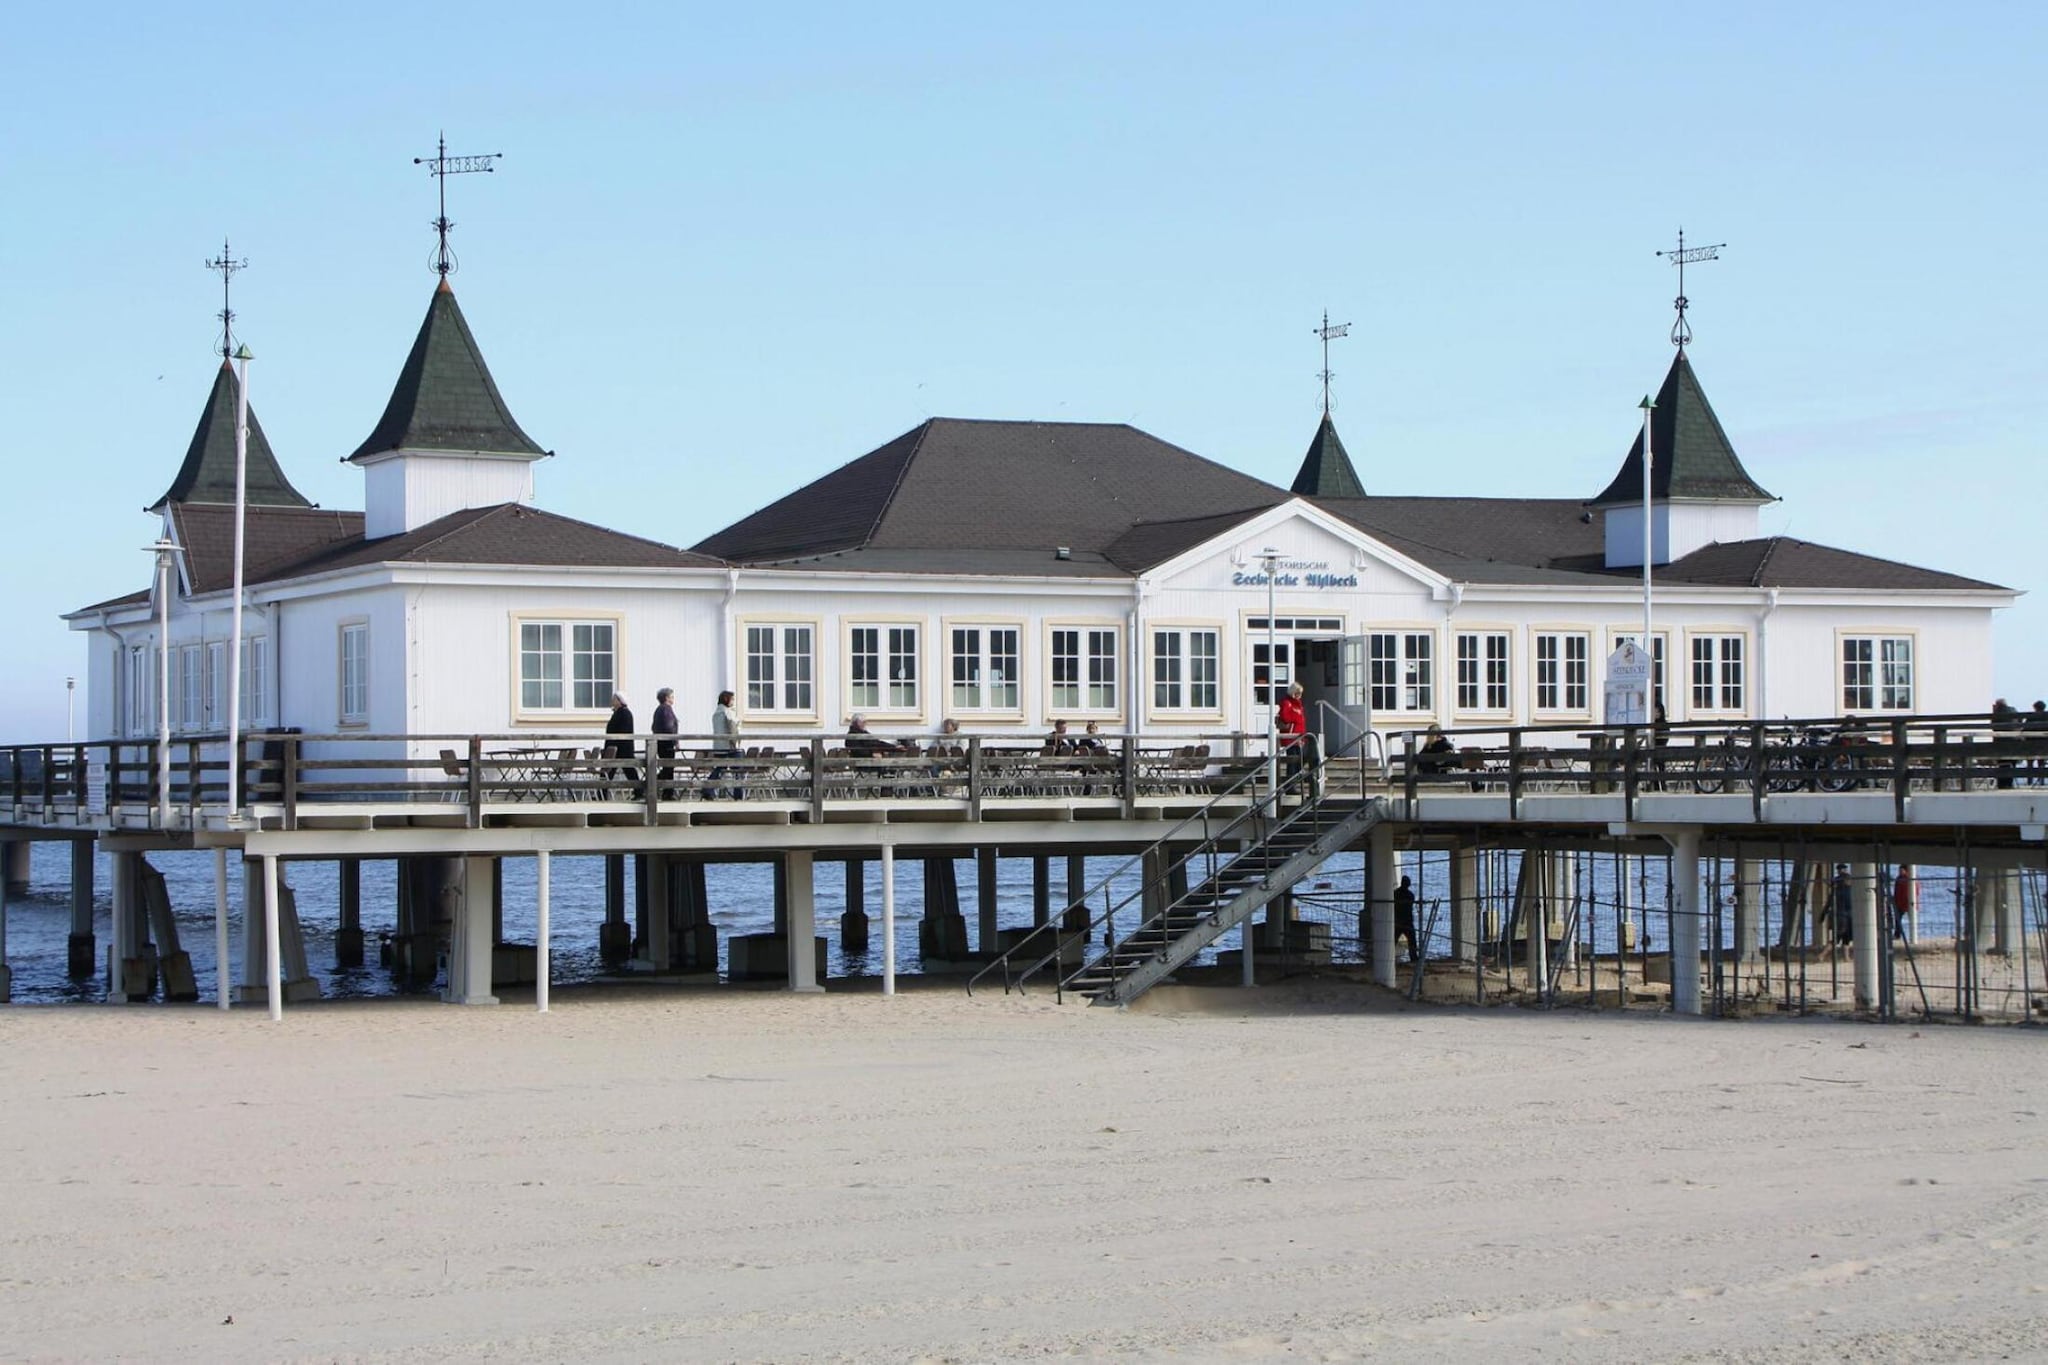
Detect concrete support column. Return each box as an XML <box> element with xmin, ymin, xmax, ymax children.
<box><xmin>1733</xmin><ymin>859</ymin><xmax>1762</xmax><ymax>962</ymax></box>
<box><xmin>784</xmin><ymin>851</ymin><xmax>822</xmax><ymax>992</ymax></box>
<box><xmin>1</xmin><ymin>838</ymin><xmax>28</xmax><ymax>896</ymax></box>
<box><xmin>1526</xmin><ymin>852</ymin><xmax>1549</xmax><ymax>998</ymax></box>
<box><xmin>1450</xmin><ymin>847</ymin><xmax>1478</xmax><ymax>961</ymax></box>
<box><xmin>881</xmin><ymin>842</ymin><xmax>897</xmax><ymax>996</ymax></box>
<box><xmin>1852</xmin><ymin>860</ymin><xmax>1881</xmax><ymax>1011</ymax></box>
<box><xmin>535</xmin><ymin>851</ymin><xmax>551</xmax><ymax>1013</ymax></box>
<box><xmin>600</xmin><ymin>854</ymin><xmax>630</xmax><ymax>965</ymax></box>
<box><xmin>261</xmin><ymin>853</ymin><xmax>283</xmax><ymax>1020</ymax></box>
<box><xmin>1066</xmin><ymin>854</ymin><xmax>1088</xmax><ymax>914</ymax></box>
<box><xmin>840</xmin><ymin>858</ymin><xmax>869</xmax><ymax>954</ymax></box>
<box><xmin>443</xmin><ymin>855</ymin><xmax>498</xmax><ymax>1005</ymax></box>
<box><xmin>1994</xmin><ymin>869</ymin><xmax>2023</xmax><ymax>956</ymax></box>
<box><xmin>633</xmin><ymin>854</ymin><xmax>651</xmax><ymax>959</ymax></box>
<box><xmin>1554</xmin><ymin>853</ymin><xmax>1577</xmax><ymax>967</ymax></box>
<box><xmin>110</xmin><ymin>851</ymin><xmax>143</xmax><ymax>1002</ymax></box>
<box><xmin>976</xmin><ymin>847</ymin><xmax>999</xmax><ymax>954</ymax></box>
<box><xmin>1032</xmin><ymin>856</ymin><xmax>1050</xmax><ymax>927</ymax></box>
<box><xmin>646</xmin><ymin>856</ymin><xmax>673</xmax><ymax>970</ymax></box>
<box><xmin>1669</xmin><ymin>832</ymin><xmax>1702</xmax><ymax>1016</ymax></box>
<box><xmin>68</xmin><ymin>840</ymin><xmax>95</xmax><ymax>977</ymax></box>
<box><xmin>0</xmin><ymin>855</ymin><xmax>12</xmax><ymax>1002</ymax></box>
<box><xmin>336</xmin><ymin>858</ymin><xmax>364</xmax><ymax>968</ymax></box>
<box><xmin>239</xmin><ymin>857</ymin><xmax>266</xmax><ymax>998</ymax></box>
<box><xmin>1140</xmin><ymin>846</ymin><xmax>1166</xmax><ymax>922</ymax></box>
<box><xmin>1368</xmin><ymin>823</ymin><xmax>1396</xmax><ymax>989</ymax></box>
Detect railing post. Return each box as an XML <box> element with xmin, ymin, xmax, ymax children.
<box><xmin>1120</xmin><ymin>735</ymin><xmax>1137</xmax><ymax>818</ymax></box>
<box><xmin>1507</xmin><ymin>729</ymin><xmax>1522</xmax><ymax>819</ymax></box>
<box><xmin>186</xmin><ymin>741</ymin><xmax>202</xmax><ymax>823</ymax></box>
<box><xmin>107</xmin><ymin>742</ymin><xmax>122</xmax><ymax>817</ymax></box>
<box><xmin>1403</xmin><ymin>730</ymin><xmax>1418</xmax><ymax>807</ymax></box>
<box><xmin>41</xmin><ymin>744</ymin><xmax>56</xmax><ymax>814</ymax></box>
<box><xmin>467</xmin><ymin>735</ymin><xmax>484</xmax><ymax>829</ymax></box>
<box><xmin>968</xmin><ymin>737</ymin><xmax>983</xmax><ymax>821</ymax></box>
<box><xmin>642</xmin><ymin>736</ymin><xmax>659</xmax><ymax>826</ymax></box>
<box><xmin>809</xmin><ymin>736</ymin><xmax>826</xmax><ymax>822</ymax></box>
<box><xmin>1891</xmin><ymin>718</ymin><xmax>1910</xmax><ymax>820</ymax></box>
<box><xmin>1933</xmin><ymin>725</ymin><xmax>1948</xmax><ymax>792</ymax></box>
<box><xmin>282</xmin><ymin>735</ymin><xmax>300</xmax><ymax>831</ymax></box>
<box><xmin>1749</xmin><ymin>720</ymin><xmax>1766</xmax><ymax>819</ymax></box>
<box><xmin>1621</xmin><ymin>727</ymin><xmax>1638</xmax><ymax>821</ymax></box>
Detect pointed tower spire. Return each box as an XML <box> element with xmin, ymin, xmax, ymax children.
<box><xmin>1290</xmin><ymin>413</ymin><xmax>1366</xmax><ymax>498</ymax></box>
<box><xmin>149</xmin><ymin>360</ymin><xmax>310</xmax><ymax>512</ymax></box>
<box><xmin>347</xmin><ymin>283</ymin><xmax>545</xmax><ymax>462</ymax></box>
<box><xmin>1589</xmin><ymin>350</ymin><xmax>1772</xmax><ymax>507</ymax></box>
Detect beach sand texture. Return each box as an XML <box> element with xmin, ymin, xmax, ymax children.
<box><xmin>3</xmin><ymin>984</ymin><xmax>2044</xmax><ymax>1362</ymax></box>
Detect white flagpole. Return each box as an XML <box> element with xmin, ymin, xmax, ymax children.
<box><xmin>225</xmin><ymin>347</ymin><xmax>252</xmax><ymax>824</ymax></box>
<box><xmin>1640</xmin><ymin>395</ymin><xmax>1655</xmax><ymax>681</ymax></box>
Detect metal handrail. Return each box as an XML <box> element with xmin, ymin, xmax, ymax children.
<box><xmin>966</xmin><ymin>757</ymin><xmax>1306</xmax><ymax>997</ymax></box>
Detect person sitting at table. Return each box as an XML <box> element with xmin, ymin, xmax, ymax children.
<box><xmin>1416</xmin><ymin>723</ymin><xmax>1457</xmax><ymax>775</ymax></box>
<box><xmin>1075</xmin><ymin>720</ymin><xmax>1107</xmax><ymax>753</ymax></box>
<box><xmin>846</xmin><ymin>714</ymin><xmax>896</xmax><ymax>757</ymax></box>
<box><xmin>1045</xmin><ymin>718</ymin><xmax>1074</xmax><ymax>754</ymax></box>
<box><xmin>603</xmin><ymin>693</ymin><xmax>635</xmax><ymax>783</ymax></box>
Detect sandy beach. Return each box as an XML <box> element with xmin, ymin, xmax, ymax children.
<box><xmin>2</xmin><ymin>983</ymin><xmax>2044</xmax><ymax>1363</ymax></box>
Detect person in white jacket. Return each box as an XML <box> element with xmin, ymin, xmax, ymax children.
<box><xmin>709</xmin><ymin>690</ymin><xmax>741</xmax><ymax>799</ymax></box>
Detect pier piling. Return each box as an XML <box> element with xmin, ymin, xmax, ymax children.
<box><xmin>336</xmin><ymin>859</ymin><xmax>363</xmax><ymax>968</ymax></box>
<box><xmin>67</xmin><ymin>840</ymin><xmax>94</xmax><ymax>977</ymax></box>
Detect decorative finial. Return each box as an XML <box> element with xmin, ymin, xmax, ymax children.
<box><xmin>414</xmin><ymin>132</ymin><xmax>503</xmax><ymax>278</ymax></box>
<box><xmin>204</xmin><ymin>239</ymin><xmax>248</xmax><ymax>359</ymax></box>
<box><xmin>1656</xmin><ymin>227</ymin><xmax>1725</xmax><ymax>349</ymax></box>
<box><xmin>1314</xmin><ymin>309</ymin><xmax>1351</xmax><ymax>416</ymax></box>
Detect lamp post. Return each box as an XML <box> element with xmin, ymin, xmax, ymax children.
<box><xmin>1260</xmin><ymin>547</ymin><xmax>1280</xmax><ymax>794</ymax></box>
<box><xmin>147</xmin><ymin>537</ymin><xmax>185</xmax><ymax>821</ymax></box>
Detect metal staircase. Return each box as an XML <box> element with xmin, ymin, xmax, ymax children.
<box><xmin>968</xmin><ymin>764</ymin><xmax>1387</xmax><ymax>1006</ymax></box>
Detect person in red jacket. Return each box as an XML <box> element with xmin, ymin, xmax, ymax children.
<box><xmin>1278</xmin><ymin>681</ymin><xmax>1312</xmax><ymax>788</ymax></box>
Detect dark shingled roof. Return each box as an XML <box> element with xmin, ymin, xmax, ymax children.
<box><xmin>1589</xmin><ymin>350</ymin><xmax>1774</xmax><ymax>506</ymax></box>
<box><xmin>254</xmin><ymin>503</ymin><xmax>721</xmax><ymax>585</ymax></box>
<box><xmin>695</xmin><ymin>418</ymin><xmax>1286</xmax><ymax>567</ymax></box>
<box><xmin>168</xmin><ymin>505</ymin><xmax>367</xmax><ymax>595</ymax></box>
<box><xmin>1645</xmin><ymin>536</ymin><xmax>2003</xmax><ymax>591</ymax></box>
<box><xmin>1289</xmin><ymin>414</ymin><xmax>1365</xmax><ymax>498</ymax></box>
<box><xmin>1104</xmin><ymin>508</ymin><xmax>1275</xmax><ymax>573</ymax></box>
<box><xmin>347</xmin><ymin>282</ymin><xmax>545</xmax><ymax>462</ymax></box>
<box><xmin>149</xmin><ymin>361</ymin><xmax>311</xmax><ymax>512</ymax></box>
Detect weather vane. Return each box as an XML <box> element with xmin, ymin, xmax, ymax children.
<box><xmin>1314</xmin><ymin>309</ymin><xmax>1351</xmax><ymax>415</ymax></box>
<box><xmin>414</xmin><ymin>133</ymin><xmax>502</xmax><ymax>278</ymax></box>
<box><xmin>1657</xmin><ymin>228</ymin><xmax>1724</xmax><ymax>349</ymax></box>
<box><xmin>204</xmin><ymin>239</ymin><xmax>248</xmax><ymax>359</ymax></box>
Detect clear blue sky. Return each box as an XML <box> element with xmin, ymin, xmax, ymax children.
<box><xmin>3</xmin><ymin>2</ymin><xmax>2041</xmax><ymax>741</ymax></box>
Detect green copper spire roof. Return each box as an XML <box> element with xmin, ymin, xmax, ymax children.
<box><xmin>347</xmin><ymin>281</ymin><xmax>545</xmax><ymax>462</ymax></box>
<box><xmin>1289</xmin><ymin>413</ymin><xmax>1366</xmax><ymax>499</ymax></box>
<box><xmin>148</xmin><ymin>360</ymin><xmax>311</xmax><ymax>512</ymax></box>
<box><xmin>1589</xmin><ymin>350</ymin><xmax>1774</xmax><ymax>506</ymax></box>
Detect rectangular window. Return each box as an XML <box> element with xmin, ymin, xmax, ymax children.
<box><xmin>239</xmin><ymin>637</ymin><xmax>269</xmax><ymax>726</ymax></box>
<box><xmin>745</xmin><ymin>623</ymin><xmax>814</xmax><ymax>712</ymax></box>
<box><xmin>519</xmin><ymin>620</ymin><xmax>614</xmax><ymax>712</ymax></box>
<box><xmin>340</xmin><ymin>623</ymin><xmax>370</xmax><ymax>724</ymax></box>
<box><xmin>1153</xmin><ymin>629</ymin><xmax>1220</xmax><ymax>711</ymax></box>
<box><xmin>205</xmin><ymin>642</ymin><xmax>224</xmax><ymax>729</ymax></box>
<box><xmin>1051</xmin><ymin>627</ymin><xmax>1118</xmax><ymax>711</ymax></box>
<box><xmin>126</xmin><ymin>646</ymin><xmax>152</xmax><ymax>736</ymax></box>
<box><xmin>1455</xmin><ymin>632</ymin><xmax>1510</xmax><ymax>712</ymax></box>
<box><xmin>177</xmin><ymin>644</ymin><xmax>201</xmax><ymax>731</ymax></box>
<box><xmin>1534</xmin><ymin>632</ymin><xmax>1589</xmax><ymax>712</ymax></box>
<box><xmin>950</xmin><ymin>626</ymin><xmax>1020</xmax><ymax>712</ymax></box>
<box><xmin>849</xmin><ymin>625</ymin><xmax>919</xmax><ymax>712</ymax></box>
<box><xmin>1369</xmin><ymin>632</ymin><xmax>1434</xmax><ymax>712</ymax></box>
<box><xmin>1689</xmin><ymin>635</ymin><xmax>1745</xmax><ymax>712</ymax></box>
<box><xmin>1843</xmin><ymin>636</ymin><xmax>1912</xmax><ymax>711</ymax></box>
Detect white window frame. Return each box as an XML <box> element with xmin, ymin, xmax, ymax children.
<box><xmin>740</xmin><ymin>619</ymin><xmax>817</xmax><ymax>720</ymax></box>
<box><xmin>512</xmin><ymin>615</ymin><xmax>619</xmax><ymax>719</ymax></box>
<box><xmin>947</xmin><ymin>621</ymin><xmax>1023</xmax><ymax>716</ymax></box>
<box><xmin>205</xmin><ymin>641</ymin><xmax>225</xmax><ymax>730</ymax></box>
<box><xmin>1533</xmin><ymin>630</ymin><xmax>1590</xmax><ymax>715</ymax></box>
<box><xmin>126</xmin><ymin>645</ymin><xmax>153</xmax><ymax>737</ymax></box>
<box><xmin>339</xmin><ymin>620</ymin><xmax>370</xmax><ymax>727</ymax></box>
<box><xmin>846</xmin><ymin>621</ymin><xmax>921</xmax><ymax>717</ymax></box>
<box><xmin>1151</xmin><ymin>625</ymin><xmax>1222</xmax><ymax>716</ymax></box>
<box><xmin>1686</xmin><ymin>631</ymin><xmax>1747</xmax><ymax>714</ymax></box>
<box><xmin>176</xmin><ymin>643</ymin><xmax>202</xmax><ymax>732</ymax></box>
<box><xmin>1047</xmin><ymin>621</ymin><xmax>1121</xmax><ymax>717</ymax></box>
<box><xmin>238</xmin><ymin>636</ymin><xmax>269</xmax><ymax>727</ymax></box>
<box><xmin>1368</xmin><ymin>628</ymin><xmax>1435</xmax><ymax>714</ymax></box>
<box><xmin>1840</xmin><ymin>633</ymin><xmax>1914</xmax><ymax>712</ymax></box>
<box><xmin>1454</xmin><ymin>630</ymin><xmax>1512</xmax><ymax>715</ymax></box>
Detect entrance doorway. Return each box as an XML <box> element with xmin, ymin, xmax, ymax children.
<box><xmin>1245</xmin><ymin>619</ymin><xmax>1370</xmax><ymax>756</ymax></box>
